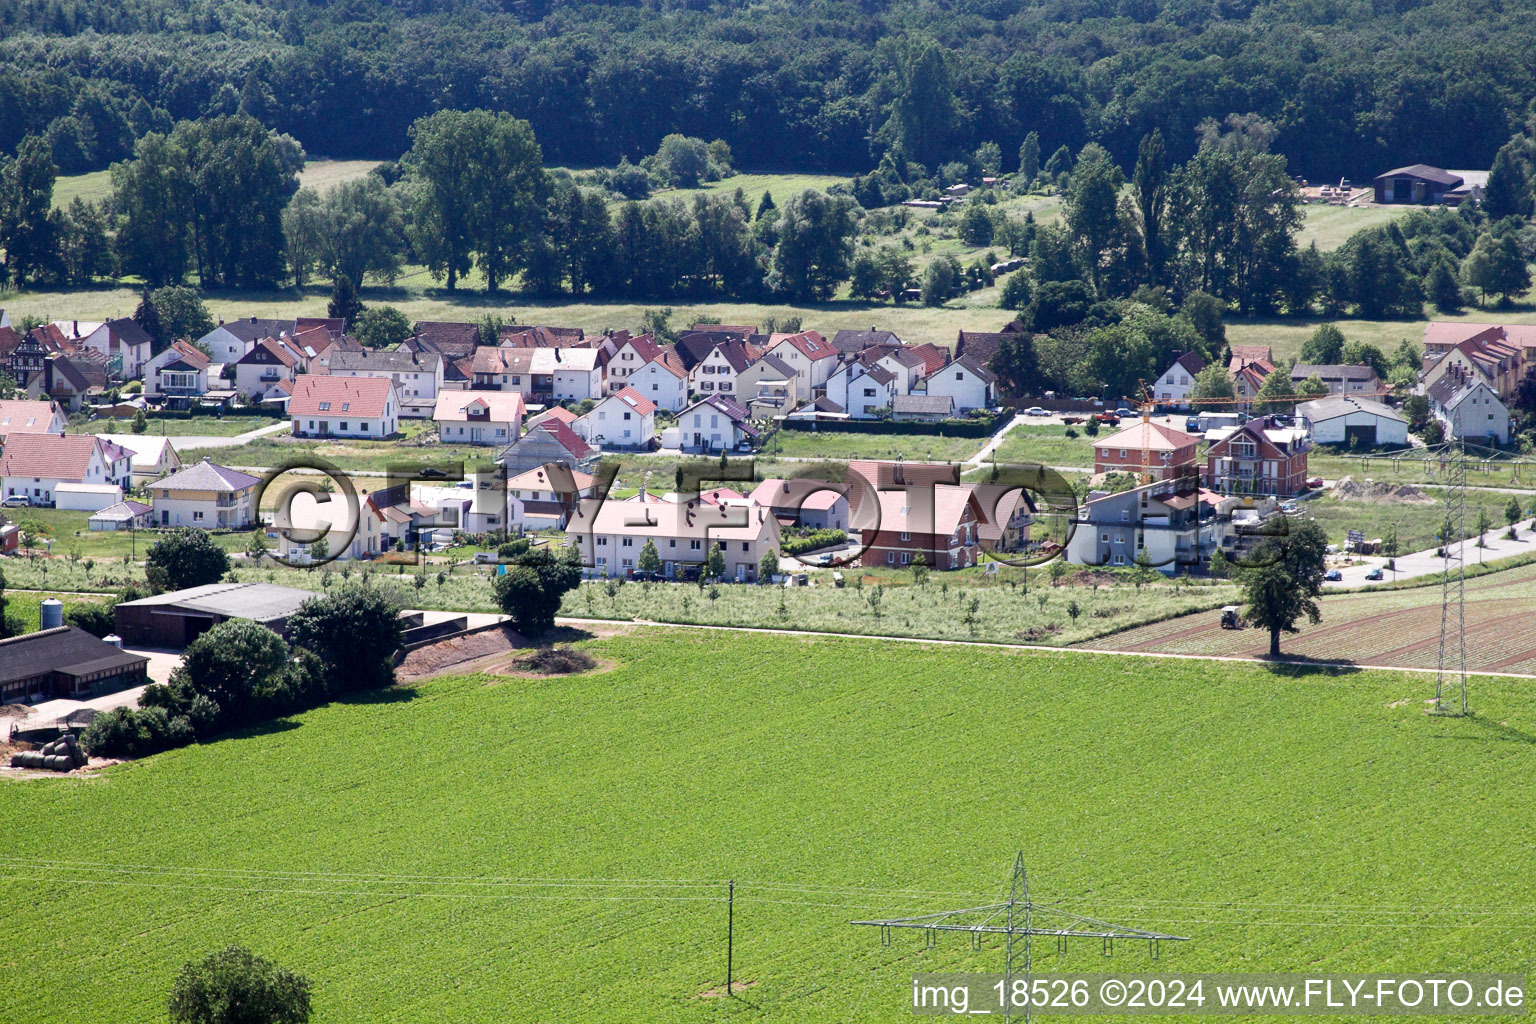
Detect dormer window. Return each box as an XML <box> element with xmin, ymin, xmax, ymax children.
<box><xmin>318</xmin><ymin>401</ymin><xmax>331</xmax><ymax>411</ymax></box>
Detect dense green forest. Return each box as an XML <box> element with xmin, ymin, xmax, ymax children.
<box><xmin>0</xmin><ymin>0</ymin><xmax>1530</xmax><ymax>179</ymax></box>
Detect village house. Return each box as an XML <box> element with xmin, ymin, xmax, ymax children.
<box><xmin>761</xmin><ymin>331</ymin><xmax>838</xmax><ymax>401</ymax></box>
<box><xmin>1204</xmin><ymin>415</ymin><xmax>1312</xmax><ymax>496</ymax></box>
<box><xmin>506</xmin><ymin>465</ymin><xmax>596</xmax><ymax>530</ymax></box>
<box><xmin>149</xmin><ymin>458</ymin><xmax>261</xmax><ymax>529</ymax></box>
<box><xmin>1289</xmin><ymin>363</ymin><xmax>1382</xmax><ymax>396</ymax></box>
<box><xmin>468</xmin><ymin>346</ymin><xmax>534</xmax><ymax>393</ymax></box>
<box><xmin>97</xmin><ymin>434</ymin><xmax>182</xmax><ymax>486</ymax></box>
<box><xmin>51</xmin><ymin>318</ymin><xmax>153</xmax><ymax>378</ymax></box>
<box><xmin>434</xmin><ymin>391</ymin><xmax>523</xmax><ymax>445</ymax></box>
<box><xmin>831</xmin><ymin>329</ymin><xmax>902</xmax><ymax>358</ymax></box>
<box><xmin>1228</xmin><ymin>345</ymin><xmax>1275</xmax><ymax>402</ymax></box>
<box><xmin>571</xmin><ymin>493</ymin><xmax>782</xmax><ymax>581</ymax></box>
<box><xmin>1064</xmin><ymin>479</ymin><xmax>1242</xmax><ymax>572</ymax></box>
<box><xmin>198</xmin><ymin>317</ymin><xmax>298</xmax><ymax>366</ymax></box>
<box><xmin>824</xmin><ymin>359</ymin><xmax>898</xmax><ymax>419</ymax></box>
<box><xmin>1420</xmin><ymin>330</ymin><xmax>1525</xmax><ymax>400</ymax></box>
<box><xmin>143</xmin><ymin>340</ymin><xmax>213</xmax><ymax>401</ymax></box>
<box><xmin>0</xmin><ymin>399</ymin><xmax>65</xmax><ymax>441</ymax></box>
<box><xmin>734</xmin><ymin>353</ymin><xmax>800</xmax><ymax>415</ymax></box>
<box><xmin>233</xmin><ymin>337</ymin><xmax>306</xmax><ymax>402</ymax></box>
<box><xmin>40</xmin><ymin>354</ymin><xmax>109</xmax><ymax>412</ymax></box>
<box><xmin>289</xmin><ymin>376</ymin><xmax>399</xmax><ymax>439</ymax></box>
<box><xmin>626</xmin><ymin>347</ymin><xmax>689</xmax><ymax>412</ymax></box>
<box><xmin>953</xmin><ymin>330</ymin><xmax>1010</xmax><ymax>369</ymax></box>
<box><xmin>860</xmin><ymin>484</ymin><xmax>985</xmax><ymax>570</ymax></box>
<box><xmin>328</xmin><ymin>348</ymin><xmax>444</xmax><ymax>418</ymax></box>
<box><xmin>676</xmin><ymin>394</ymin><xmax>757</xmax><ymax>452</ymax></box>
<box><xmin>921</xmin><ymin>355</ymin><xmax>996</xmax><ymax>413</ymax></box>
<box><xmin>603</xmin><ymin>333</ymin><xmax>663</xmax><ymax>393</ymax></box>
<box><xmin>861</xmin><ymin>345</ymin><xmax>926</xmax><ymax>394</ymax></box>
<box><xmin>524</xmin><ymin>346</ymin><xmax>601</xmax><ymax>403</ymax></box>
<box><xmin>1093</xmin><ymin>420</ymin><xmax>1200</xmax><ymax>481</ymax></box>
<box><xmin>1150</xmin><ymin>352</ymin><xmax>1206</xmax><ymax>407</ymax></box>
<box><xmin>687</xmin><ymin>339</ymin><xmax>759</xmax><ymax>399</ymax></box>
<box><xmin>0</xmin><ymin>433</ymin><xmax>132</xmax><ymax>509</ymax></box>
<box><xmin>892</xmin><ymin>394</ymin><xmax>955</xmax><ymax>422</ymax></box>
<box><xmin>575</xmin><ymin>386</ymin><xmax>656</xmax><ymax>450</ymax></box>
<box><xmin>89</xmin><ymin>498</ymin><xmax>153</xmax><ymax>532</ymax></box>
<box><xmin>1427</xmin><ymin>370</ymin><xmax>1510</xmax><ymax>444</ymax></box>
<box><xmin>748</xmin><ymin>478</ymin><xmax>850</xmax><ymax>532</ymax></box>
<box><xmin>498</xmin><ymin>418</ymin><xmax>598</xmax><ymax>476</ymax></box>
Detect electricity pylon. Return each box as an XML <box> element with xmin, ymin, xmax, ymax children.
<box><xmin>853</xmin><ymin>853</ymin><xmax>1188</xmax><ymax>1022</ymax></box>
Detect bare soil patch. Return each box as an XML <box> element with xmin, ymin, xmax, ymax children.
<box><xmin>698</xmin><ymin>980</ymin><xmax>758</xmax><ymax>999</ymax></box>
<box><xmin>1329</xmin><ymin>476</ymin><xmax>1436</xmax><ymax>505</ymax></box>
<box><xmin>397</xmin><ymin>624</ymin><xmax>528</xmax><ymax>680</ymax></box>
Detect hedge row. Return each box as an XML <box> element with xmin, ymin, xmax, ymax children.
<box><xmin>777</xmin><ymin>409</ymin><xmax>1009</xmax><ymax>439</ymax></box>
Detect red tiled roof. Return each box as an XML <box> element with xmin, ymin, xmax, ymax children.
<box><xmin>434</xmin><ymin>392</ymin><xmax>524</xmax><ymax>423</ymax></box>
<box><xmin>537</xmin><ymin>418</ymin><xmax>593</xmax><ymax>459</ymax></box>
<box><xmin>288</xmin><ymin>375</ymin><xmax>395</xmax><ymax>419</ymax></box>
<box><xmin>606</xmin><ymin>385</ymin><xmax>657</xmax><ymax>417</ymax></box>
<box><xmin>0</xmin><ymin>433</ymin><xmax>114</xmax><ymax>481</ymax></box>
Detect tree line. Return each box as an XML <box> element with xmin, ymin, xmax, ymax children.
<box><xmin>1</xmin><ymin>0</ymin><xmax>1531</xmax><ymax>186</ymax></box>
<box><xmin>0</xmin><ymin>109</ymin><xmax>861</xmax><ymax>303</ymax></box>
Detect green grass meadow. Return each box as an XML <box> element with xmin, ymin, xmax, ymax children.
<box><xmin>1</xmin><ymin>630</ymin><xmax>1532</xmax><ymax>1022</ymax></box>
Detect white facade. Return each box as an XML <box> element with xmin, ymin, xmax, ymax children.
<box><xmin>55</xmin><ymin>483</ymin><xmax>124</xmax><ymax>512</ymax></box>
<box><xmin>1297</xmin><ymin>398</ymin><xmax>1409</xmax><ymax>447</ymax></box>
<box><xmin>1</xmin><ymin>445</ymin><xmax>130</xmax><ymax>507</ymax></box>
<box><xmin>627</xmin><ymin>359</ymin><xmax>689</xmax><ymax>412</ymax></box>
<box><xmin>291</xmin><ymin>387</ymin><xmax>400</xmax><ymax>439</ymax></box>
<box><xmin>825</xmin><ymin>364</ymin><xmax>897</xmax><ymax>419</ymax></box>
<box><xmin>678</xmin><ymin>400</ymin><xmax>751</xmax><ymax>451</ymax></box>
<box><xmin>687</xmin><ymin>347</ymin><xmax>747</xmax><ymax>399</ymax></box>
<box><xmin>531</xmin><ymin>348</ymin><xmax>602</xmax><ymax>401</ymax></box>
<box><xmin>923</xmin><ymin>361</ymin><xmax>994</xmax><ymax>413</ymax></box>
<box><xmin>577</xmin><ymin>394</ymin><xmax>655</xmax><ymax>449</ymax></box>
<box><xmin>329</xmin><ymin>359</ymin><xmax>444</xmax><ymax>418</ymax></box>
<box><xmin>1439</xmin><ymin>382</ymin><xmax>1510</xmax><ymax>444</ymax></box>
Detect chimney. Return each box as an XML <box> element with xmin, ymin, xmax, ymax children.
<box><xmin>72</xmin><ymin>320</ymin><xmax>78</xmax><ymax>336</ymax></box>
<box><xmin>250</xmin><ymin>316</ymin><xmax>258</xmax><ymax>324</ymax></box>
<box><xmin>554</xmin><ymin>348</ymin><xmax>562</xmax><ymax>362</ymax></box>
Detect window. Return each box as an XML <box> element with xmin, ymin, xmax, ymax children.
<box><xmin>899</xmin><ymin>531</ymin><xmax>910</xmax><ymax>541</ymax></box>
<box><xmin>318</xmin><ymin>401</ymin><xmax>331</xmax><ymax>411</ymax></box>
<box><xmin>955</xmin><ymin>371</ymin><xmax>964</xmax><ymax>380</ymax></box>
<box><xmin>690</xmin><ymin>539</ymin><xmax>701</xmax><ymax>550</ymax></box>
<box><xmin>622</xmin><ymin>537</ymin><xmax>633</xmax><ymax>547</ymax></box>
<box><xmin>340</xmin><ymin>422</ymin><xmax>348</xmax><ymax>431</ymax></box>
<box><xmin>597</xmin><ymin>537</ymin><xmax>608</xmax><ymax>546</ymax></box>
<box><xmin>901</xmin><ymin>552</ymin><xmax>910</xmax><ymax>564</ymax></box>
<box><xmin>863</xmin><ymin>388</ymin><xmax>876</xmax><ymax>397</ymax></box>
<box><xmin>193</xmin><ymin>511</ymin><xmax>204</xmax><ymax>521</ymax></box>
<box><xmin>669</xmin><ymin>539</ymin><xmax>676</xmax><ymax>548</ymax></box>
<box><xmin>887</xmin><ymin>552</ymin><xmax>896</xmax><ymax>564</ymax></box>
<box><xmin>1119</xmin><ymin>449</ymin><xmax>1127</xmax><ymax>458</ymax></box>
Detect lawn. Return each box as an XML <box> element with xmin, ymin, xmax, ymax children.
<box><xmin>986</xmin><ymin>423</ymin><xmax>1097</xmax><ymax>468</ymax></box>
<box><xmin>1312</xmin><ymin>449</ymin><xmax>1536</xmax><ymax>490</ymax></box>
<box><xmin>72</xmin><ymin>415</ymin><xmax>285</xmax><ymax>438</ymax></box>
<box><xmin>0</xmin><ymin>629</ymin><xmax>1532</xmax><ymax>1022</ymax></box>
<box><xmin>51</xmin><ymin>160</ymin><xmax>375</xmax><ymax>213</ymax></box>
<box><xmin>763</xmin><ymin>429</ymin><xmax>990</xmax><ymax>464</ymax></box>
<box><xmin>1304</xmin><ymin>489</ymin><xmax>1522</xmax><ymax>551</ymax></box>
<box><xmin>670</xmin><ymin>171</ymin><xmax>849</xmax><ymax>209</ymax></box>
<box><xmin>1</xmin><ymin>590</ymin><xmax>111</xmax><ymax>634</ymax></box>
<box><xmin>1296</xmin><ymin>203</ymin><xmax>1411</xmax><ymax>251</ymax></box>
<box><xmin>6</xmin><ymin>507</ymin><xmax>253</xmax><ymax>564</ymax></box>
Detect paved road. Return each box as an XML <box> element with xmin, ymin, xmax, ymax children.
<box><xmin>1325</xmin><ymin>516</ymin><xmax>1536</xmax><ymax>588</ymax></box>
<box><xmin>162</xmin><ymin>420</ymin><xmax>291</xmax><ymax>451</ymax></box>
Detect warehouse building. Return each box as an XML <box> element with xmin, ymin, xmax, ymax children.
<box><xmin>1296</xmin><ymin>396</ymin><xmax>1409</xmax><ymax>447</ymax></box>
<box><xmin>0</xmin><ymin>626</ymin><xmax>149</xmax><ymax>703</ymax></box>
<box><xmin>114</xmin><ymin>582</ymin><xmax>315</xmax><ymax>648</ymax></box>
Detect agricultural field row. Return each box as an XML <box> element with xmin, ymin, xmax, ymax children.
<box><xmin>1</xmin><ymin>630</ymin><xmax>1531</xmax><ymax>1022</ymax></box>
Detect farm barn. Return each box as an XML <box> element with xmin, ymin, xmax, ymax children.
<box><xmin>114</xmin><ymin>582</ymin><xmax>315</xmax><ymax>648</ymax></box>
<box><xmin>1296</xmin><ymin>396</ymin><xmax>1408</xmax><ymax>447</ymax></box>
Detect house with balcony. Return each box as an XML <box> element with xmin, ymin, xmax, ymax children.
<box><xmin>530</xmin><ymin>346</ymin><xmax>602</xmax><ymax>402</ymax></box>
<box><xmin>1064</xmin><ymin>479</ymin><xmax>1227</xmax><ymax>572</ymax></box>
<box><xmin>148</xmin><ymin>458</ymin><xmax>260</xmax><ymax>529</ymax></box>
<box><xmin>570</xmin><ymin>493</ymin><xmax>781</xmax><ymax>581</ymax></box>
<box><xmin>469</xmin><ymin>346</ymin><xmax>534</xmax><ymax>393</ymax></box>
<box><xmin>144</xmin><ymin>340</ymin><xmax>213</xmax><ymax>402</ymax></box>
<box><xmin>1204</xmin><ymin>415</ymin><xmax>1312</xmax><ymax>496</ymax></box>
<box><xmin>762</xmin><ymin>331</ymin><xmax>837</xmax><ymax>401</ymax></box>
<box><xmin>197</xmin><ymin>317</ymin><xmax>298</xmax><ymax>366</ymax></box>
<box><xmin>676</xmin><ymin>394</ymin><xmax>758</xmax><ymax>452</ymax></box>
<box><xmin>860</xmin><ymin>484</ymin><xmax>985</xmax><ymax>570</ymax></box>
<box><xmin>233</xmin><ymin>337</ymin><xmax>305</xmax><ymax>402</ymax></box>
<box><xmin>1094</xmin><ymin>420</ymin><xmax>1200</xmax><ymax>482</ymax></box>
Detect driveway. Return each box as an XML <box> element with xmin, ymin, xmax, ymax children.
<box><xmin>164</xmin><ymin>421</ymin><xmax>291</xmax><ymax>451</ymax></box>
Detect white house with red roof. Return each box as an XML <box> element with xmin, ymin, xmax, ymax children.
<box><xmin>1150</xmin><ymin>351</ymin><xmax>1207</xmax><ymax>408</ymax></box>
<box><xmin>506</xmin><ymin>465</ymin><xmax>597</xmax><ymax>530</ymax></box>
<box><xmin>0</xmin><ymin>399</ymin><xmax>65</xmax><ymax>441</ymax></box>
<box><xmin>627</xmin><ymin>347</ymin><xmax>689</xmax><ymax>412</ymax></box>
<box><xmin>604</xmin><ymin>333</ymin><xmax>663</xmax><ymax>394</ymax></box>
<box><xmin>0</xmin><ymin>433</ymin><xmax>131</xmax><ymax>509</ymax></box>
<box><xmin>433</xmin><ymin>391</ymin><xmax>523</xmax><ymax>445</ymax></box>
<box><xmin>676</xmin><ymin>394</ymin><xmax>758</xmax><ymax>452</ymax></box>
<box><xmin>748</xmin><ymin>478</ymin><xmax>850</xmax><ymax>531</ymax></box>
<box><xmin>575</xmin><ymin>386</ymin><xmax>656</xmax><ymax>449</ymax></box>
<box><xmin>233</xmin><ymin>336</ymin><xmax>307</xmax><ymax>402</ymax></box>
<box><xmin>143</xmin><ymin>340</ymin><xmax>213</xmax><ymax>399</ymax></box>
<box><xmin>762</xmin><ymin>331</ymin><xmax>837</xmax><ymax>400</ymax></box>
<box><xmin>570</xmin><ymin>492</ymin><xmax>781</xmax><ymax>581</ymax></box>
<box><xmin>289</xmin><ymin>376</ymin><xmax>399</xmax><ymax>439</ymax></box>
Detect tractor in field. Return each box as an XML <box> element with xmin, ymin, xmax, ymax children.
<box><xmin>1220</xmin><ymin>606</ymin><xmax>1246</xmax><ymax>630</ymax></box>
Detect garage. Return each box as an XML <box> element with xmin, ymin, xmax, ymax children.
<box><xmin>1297</xmin><ymin>396</ymin><xmax>1409</xmax><ymax>448</ymax></box>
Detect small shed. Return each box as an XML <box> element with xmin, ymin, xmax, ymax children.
<box><xmin>54</xmin><ymin>482</ymin><xmax>124</xmax><ymax>512</ymax></box>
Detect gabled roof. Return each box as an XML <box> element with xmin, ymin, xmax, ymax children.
<box><xmin>295</xmin><ymin>316</ymin><xmax>346</xmax><ymax>340</ymax></box>
<box><xmin>96</xmin><ymin>433</ymin><xmax>178</xmax><ymax>469</ymax></box>
<box><xmin>872</xmin><ymin>484</ymin><xmax>980</xmax><ymax>538</ymax></box>
<box><xmin>859</xmin><ymin>364</ymin><xmax>896</xmax><ymax>387</ymax></box>
<box><xmin>692</xmin><ymin>323</ymin><xmax>758</xmax><ymax>334</ymax></box>
<box><xmin>0</xmin><ymin>626</ymin><xmax>148</xmax><ymax>686</ymax></box>
<box><xmin>0</xmin><ymin>325</ymin><xmax>23</xmax><ymax>358</ymax></box>
<box><xmin>211</xmin><ymin>318</ymin><xmax>298</xmax><ymax>343</ymax></box>
<box><xmin>893</xmin><ymin>393</ymin><xmax>954</xmax><ymax>416</ymax></box>
<box><xmin>105</xmin><ymin>317</ymin><xmax>153</xmax><ymax>350</ymax></box>
<box><xmin>434</xmin><ymin>391</ymin><xmax>524</xmax><ymax>423</ymax></box>
<box><xmin>867</xmin><ymin>344</ymin><xmax>925</xmax><ymax>369</ymax></box>
<box><xmin>1228</xmin><ymin>344</ymin><xmax>1273</xmax><ymax>365</ymax></box>
<box><xmin>411</xmin><ymin>322</ymin><xmax>479</xmax><ymax>353</ymax></box>
<box><xmin>747</xmin><ymin>353</ymin><xmax>797</xmax><ymax>380</ymax></box>
<box><xmin>1166</xmin><ymin>351</ymin><xmax>1206</xmax><ymax>377</ymax></box>
<box><xmin>288</xmin><ymin>375</ymin><xmax>395</xmax><ymax>419</ymax></box>
<box><xmin>832</xmin><ymin>329</ymin><xmax>900</xmax><ymax>354</ymax></box>
<box><xmin>236</xmin><ymin>336</ymin><xmax>301</xmax><ymax>367</ymax></box>
<box><xmin>1374</xmin><ymin>164</ymin><xmax>1462</xmax><ymax>187</ymax></box>
<box><xmin>506</xmin><ymin>465</ymin><xmax>594</xmax><ymax>492</ymax></box>
<box><xmin>533</xmin><ymin>419</ymin><xmax>594</xmax><ymax>459</ymax></box>
<box><xmin>471</xmin><ymin>346</ymin><xmax>534</xmax><ymax>375</ymax></box>
<box><xmin>615</xmin><ymin>332</ymin><xmax>663</xmax><ymax>363</ymax></box>
<box><xmin>571</xmin><ymin>493</ymin><xmax>779</xmax><ymax>543</ymax></box>
<box><xmin>1296</xmin><ymin>396</ymin><xmax>1406</xmax><ymax>424</ymax></box>
<box><xmin>954</xmin><ymin>331</ymin><xmax>1009</xmax><ymax>366</ymax></box>
<box><xmin>1422</xmin><ymin>322</ymin><xmax>1536</xmax><ymax>352</ymax></box>
<box><xmin>330</xmin><ymin>349</ymin><xmax>441</xmax><ymax>374</ymax></box>
<box><xmin>48</xmin><ymin>356</ymin><xmax>108</xmax><ymax>393</ymax></box>
<box><xmin>153</xmin><ymin>457</ymin><xmax>261</xmax><ymax>493</ymax></box>
<box><xmin>930</xmin><ymin>354</ymin><xmax>996</xmax><ymax>384</ymax></box>
<box><xmin>907</xmin><ymin>342</ymin><xmax>952</xmax><ymax>376</ymax></box>
<box><xmin>769</xmin><ymin>330</ymin><xmax>837</xmax><ymax>362</ymax></box>
<box><xmin>526</xmin><ymin>405</ymin><xmax>578</xmax><ymax>430</ymax></box>
<box><xmin>160</xmin><ymin>339</ymin><xmax>211</xmax><ymax>371</ymax></box>
<box><xmin>0</xmin><ymin>433</ymin><xmax>116</xmax><ymax>481</ymax></box>
<box><xmin>602</xmin><ymin>385</ymin><xmax>658</xmax><ymax>417</ymax></box>
<box><xmin>499</xmin><ymin>324</ymin><xmax>585</xmax><ymax>348</ymax></box>
<box><xmin>1290</xmin><ymin>363</ymin><xmax>1379</xmax><ymax>381</ymax></box>
<box><xmin>0</xmin><ymin>399</ymin><xmax>61</xmax><ymax>435</ymax></box>
<box><xmin>643</xmin><ymin>347</ymin><xmax>687</xmax><ymax>379</ymax></box>
<box><xmin>694</xmin><ymin>339</ymin><xmax>759</xmax><ymax>375</ymax></box>
<box><xmin>684</xmin><ymin>393</ymin><xmax>754</xmax><ymax>426</ymax></box>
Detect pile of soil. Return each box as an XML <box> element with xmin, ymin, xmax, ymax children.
<box><xmin>512</xmin><ymin>647</ymin><xmax>598</xmax><ymax>676</ymax></box>
<box><xmin>1329</xmin><ymin>476</ymin><xmax>1437</xmax><ymax>505</ymax></box>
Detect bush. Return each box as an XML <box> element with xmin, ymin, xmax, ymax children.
<box><xmin>493</xmin><ymin>549</ymin><xmax>582</xmax><ymax>634</ymax></box>
<box><xmin>65</xmin><ymin>599</ymin><xmax>117</xmax><ymax>637</ymax></box>
<box><xmin>145</xmin><ymin>528</ymin><xmax>230</xmax><ymax>593</ymax></box>
<box><xmin>169</xmin><ymin>945</ymin><xmax>311</xmax><ymax>1024</ymax></box>
<box><xmin>781</xmin><ymin>529</ymin><xmax>847</xmax><ymax>555</ymax></box>
<box><xmin>286</xmin><ymin>583</ymin><xmax>404</xmax><ymax>692</ymax></box>
<box><xmin>81</xmin><ymin>705</ymin><xmax>194</xmax><ymax>759</ymax></box>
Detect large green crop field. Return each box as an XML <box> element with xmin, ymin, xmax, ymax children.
<box><xmin>1</xmin><ymin>630</ymin><xmax>1532</xmax><ymax>1022</ymax></box>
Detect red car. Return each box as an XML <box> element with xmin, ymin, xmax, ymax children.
<box><xmin>1306</xmin><ymin>477</ymin><xmax>1323</xmax><ymax>489</ymax></box>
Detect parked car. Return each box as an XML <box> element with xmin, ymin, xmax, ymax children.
<box><xmin>1325</xmin><ymin>569</ymin><xmax>1343</xmax><ymax>581</ymax></box>
<box><xmin>1364</xmin><ymin>567</ymin><xmax>1384</xmax><ymax>581</ymax></box>
<box><xmin>1306</xmin><ymin>477</ymin><xmax>1324</xmax><ymax>489</ymax></box>
<box><xmin>1114</xmin><ymin>406</ymin><xmax>1137</xmax><ymax>417</ymax></box>
<box><xmin>1023</xmin><ymin>406</ymin><xmax>1049</xmax><ymax>417</ymax></box>
<box><xmin>630</xmin><ymin>570</ymin><xmax>664</xmax><ymax>582</ymax></box>
<box><xmin>1185</xmin><ymin>417</ymin><xmax>1200</xmax><ymax>432</ymax></box>
<box><xmin>0</xmin><ymin>495</ymin><xmax>30</xmax><ymax>508</ymax></box>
